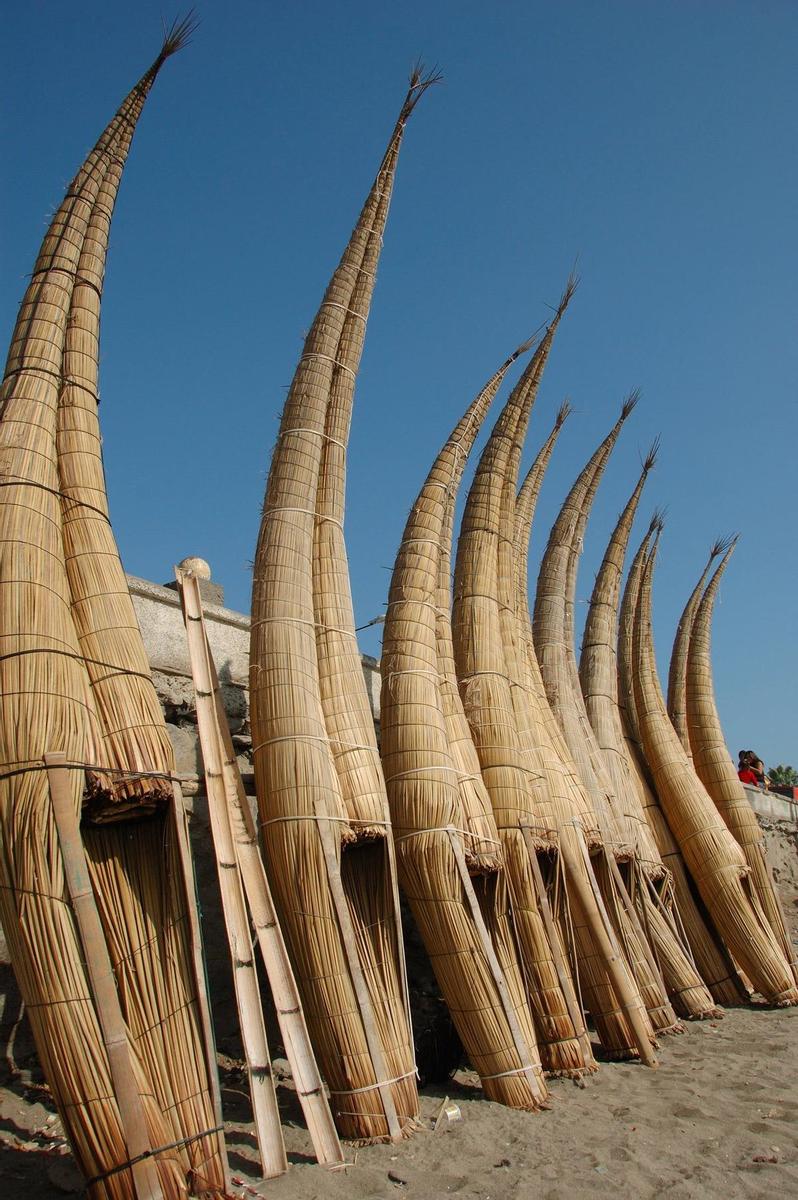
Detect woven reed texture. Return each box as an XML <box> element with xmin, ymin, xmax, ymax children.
<box><xmin>434</xmin><ymin>338</ymin><xmax>537</xmax><ymax>874</ymax></box>
<box><xmin>0</xmin><ymin>27</ymin><xmax>227</xmax><ymax>1197</ymax></box>
<box><xmin>686</xmin><ymin>546</ymin><xmax>798</xmax><ymax>985</ymax></box>
<box><xmin>452</xmin><ymin>291</ymin><xmax>599</xmax><ymax>1075</ymax></box>
<box><xmin>578</xmin><ymin>453</ymin><xmax>663</xmax><ymax>871</ymax></box>
<box><xmin>493</xmin><ymin>344</ymin><xmax>597</xmax><ymax>1074</ymax></box>
<box><xmin>666</xmin><ymin>540</ymin><xmax>729</xmax><ymax>757</ymax></box>
<box><xmin>513</xmin><ymin>407</ymin><xmax>656</xmax><ymax>1059</ymax></box>
<box><xmin>251</xmin><ymin>76</ymin><xmax>440</xmax><ymax>1140</ymax></box>
<box><xmin>633</xmin><ymin>543</ymin><xmax>797</xmax><ymax>1005</ymax></box>
<box><xmin>312</xmin><ymin>125</ymin><xmax>398</xmax><ymax>837</ymax></box>
<box><xmin>618</xmin><ymin>525</ymin><xmax>745</xmax><ymax>1008</ymax></box>
<box><xmin>578</xmin><ymin>460</ymin><xmax>719</xmax><ymax>1019</ymax></box>
<box><xmin>530</xmin><ymin>400</ymin><xmax>679</xmax><ymax>1039</ymax></box>
<box><xmin>309</xmin><ymin>91</ymin><xmax>417</xmax><ymax>1128</ymax></box>
<box><xmin>533</xmin><ymin>398</ymin><xmax>637</xmax><ymax>851</ymax></box>
<box><xmin>381</xmin><ymin>343</ymin><xmax>545</xmax><ymax>1109</ymax></box>
<box><xmin>56</xmin><ymin>120</ymin><xmax>174</xmax><ymax>815</ymax></box>
<box><xmin>513</xmin><ymin>408</ymin><xmax>598</xmax><ymax>843</ymax></box>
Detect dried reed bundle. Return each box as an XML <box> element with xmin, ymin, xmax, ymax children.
<box><xmin>633</xmin><ymin>540</ymin><xmax>798</xmax><ymax>1005</ymax></box>
<box><xmin>251</xmin><ymin>72</ymin><xmax>439</xmax><ymax>1140</ymax></box>
<box><xmin>309</xmin><ymin>74</ymin><xmax>419</xmax><ymax>1129</ymax></box>
<box><xmin>381</xmin><ymin>340</ymin><xmax>546</xmax><ymax>1109</ymax></box>
<box><xmin>667</xmin><ymin>539</ymin><xmax>733</xmax><ymax>757</ymax></box>
<box><xmin>512</xmin><ymin>405</ymin><xmax>657</xmax><ymax>1062</ymax></box>
<box><xmin>434</xmin><ymin>336</ymin><xmax>539</xmax><ymax>873</ymax></box>
<box><xmin>1</xmin><ymin>21</ymin><xmax>228</xmax><ymax>1198</ymax></box>
<box><xmin>685</xmin><ymin>544</ymin><xmax>798</xmax><ymax>984</ymax></box>
<box><xmin>578</xmin><ymin>449</ymin><xmax>661</xmax><ymax>867</ymax></box>
<box><xmin>452</xmin><ymin>284</ymin><xmax>602</xmax><ymax>1074</ymax></box>
<box><xmin>312</xmin><ymin>104</ymin><xmax>403</xmax><ymax>837</ymax></box>
<box><xmin>513</xmin><ymin>404</ymin><xmax>598</xmax><ymax>843</ymax></box>
<box><xmin>617</xmin><ymin>521</ymin><xmax>744</xmax><ymax>1007</ymax></box>
<box><xmin>578</xmin><ymin>456</ymin><xmax>719</xmax><ymax>1020</ymax></box>
<box><xmin>533</xmin><ymin>397</ymin><xmax>638</xmax><ymax>849</ymax></box>
<box><xmin>532</xmin><ymin>402</ymin><xmax>680</xmax><ymax>1037</ymax></box>
<box><xmin>57</xmin><ymin>162</ymin><xmax>174</xmax><ymax>815</ymax></box>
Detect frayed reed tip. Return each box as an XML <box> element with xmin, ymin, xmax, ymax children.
<box><xmin>621</xmin><ymin>387</ymin><xmax>641</xmax><ymax>420</ymax></box>
<box><xmin>642</xmin><ymin>436</ymin><xmax>660</xmax><ymax>473</ymax></box>
<box><xmin>158</xmin><ymin>11</ymin><xmax>199</xmax><ymax>62</ymax></box>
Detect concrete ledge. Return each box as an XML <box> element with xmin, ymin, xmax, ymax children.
<box><xmin>743</xmin><ymin>783</ymin><xmax>798</xmax><ymax>826</ymax></box>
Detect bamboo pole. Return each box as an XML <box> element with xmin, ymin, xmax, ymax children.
<box><xmin>174</xmin><ymin>595</ymin><xmax>286</xmax><ymax>1178</ymax></box>
<box><xmin>176</xmin><ymin>570</ymin><xmax>345</xmax><ymax>1168</ymax></box>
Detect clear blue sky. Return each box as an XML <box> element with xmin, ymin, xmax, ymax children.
<box><xmin>3</xmin><ymin>2</ymin><xmax>796</xmax><ymax>770</ymax></box>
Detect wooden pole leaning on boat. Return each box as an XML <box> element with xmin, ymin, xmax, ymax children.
<box><xmin>519</xmin><ymin>827</ymin><xmax>594</xmax><ymax>1067</ymax></box>
<box><xmin>172</xmin><ymin>579</ymin><xmax>286</xmax><ymax>1179</ymax></box>
<box><xmin>175</xmin><ymin>570</ymin><xmax>345</xmax><ymax>1168</ymax></box>
<box><xmin>45</xmin><ymin>752</ymin><xmax>164</xmax><ymax>1200</ymax></box>
<box><xmin>446</xmin><ymin>828</ymin><xmax>546</xmax><ymax>1104</ymax></box>
<box><xmin>561</xmin><ymin>819</ymin><xmax>658</xmax><ymax>1068</ymax></box>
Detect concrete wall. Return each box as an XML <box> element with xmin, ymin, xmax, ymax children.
<box><xmin>743</xmin><ymin>782</ymin><xmax>798</xmax><ymax>825</ymax></box>
<box><xmin>127</xmin><ymin>571</ymin><xmax>381</xmax><ymax>789</ymax></box>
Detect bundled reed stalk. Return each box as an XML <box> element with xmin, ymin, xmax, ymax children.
<box><xmin>667</xmin><ymin>540</ymin><xmax>732</xmax><ymax>758</ymax></box>
<box><xmin>617</xmin><ymin>521</ymin><xmax>745</xmax><ymax>1007</ymax></box>
<box><xmin>532</xmin><ymin>399</ymin><xmax>677</xmax><ymax>1039</ymax></box>
<box><xmin>685</xmin><ymin>544</ymin><xmax>798</xmax><ymax>984</ymax></box>
<box><xmin>250</xmin><ymin>72</ymin><xmax>438</xmax><ymax>1141</ymax></box>
<box><xmin>309</xmin><ymin>72</ymin><xmax>419</xmax><ymax>1131</ymax></box>
<box><xmin>434</xmin><ymin>338</ymin><xmax>540</xmax><ymax>875</ymax></box>
<box><xmin>451</xmin><ymin>285</ymin><xmax>603</xmax><ymax>1075</ymax></box>
<box><xmin>52</xmin><ymin>26</ymin><xmax>228</xmax><ymax>1193</ymax></box>
<box><xmin>533</xmin><ymin>397</ymin><xmax>637</xmax><ymax>850</ymax></box>
<box><xmin>0</xmin><ymin>22</ymin><xmax>227</xmax><ymax>1197</ymax></box>
<box><xmin>578</xmin><ymin>456</ymin><xmax>719</xmax><ymax>1019</ymax></box>
<box><xmin>513</xmin><ymin>401</ymin><xmax>657</xmax><ymax>1063</ymax></box>
<box><xmin>381</xmin><ymin>340</ymin><xmax>547</xmax><ymax>1109</ymax></box>
<box><xmin>513</xmin><ymin>406</ymin><xmax>603</xmax><ymax>846</ymax></box>
<box><xmin>632</xmin><ymin>539</ymin><xmax>798</xmax><ymax>1005</ymax></box>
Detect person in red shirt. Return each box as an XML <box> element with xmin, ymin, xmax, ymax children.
<box><xmin>737</xmin><ymin>750</ymin><xmax>764</xmax><ymax>787</ymax></box>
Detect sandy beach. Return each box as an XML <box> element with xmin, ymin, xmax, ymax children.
<box><xmin>2</xmin><ymin>819</ymin><xmax>796</xmax><ymax>1199</ymax></box>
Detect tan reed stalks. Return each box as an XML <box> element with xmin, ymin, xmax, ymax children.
<box><xmin>531</xmin><ymin>397</ymin><xmax>679</xmax><ymax>1038</ymax></box>
<box><xmin>177</xmin><ymin>569</ymin><xmax>345</xmax><ymax>1168</ymax></box>
<box><xmin>533</xmin><ymin>395</ymin><xmax>638</xmax><ymax>850</ymax></box>
<box><xmin>617</xmin><ymin>520</ymin><xmax>745</xmax><ymax>1008</ymax></box>
<box><xmin>309</xmin><ymin>70</ymin><xmax>419</xmax><ymax>1131</ymax></box>
<box><xmin>512</xmin><ymin>404</ymin><xmax>658</xmax><ymax>1062</ymax></box>
<box><xmin>633</xmin><ymin>539</ymin><xmax>798</xmax><ymax>1005</ymax></box>
<box><xmin>451</xmin><ymin>281</ymin><xmax>605</xmax><ymax>1074</ymax></box>
<box><xmin>435</xmin><ymin>335</ymin><xmax>541</xmax><ymax>874</ymax></box>
<box><xmin>577</xmin><ymin>452</ymin><xmax>719</xmax><ymax>1019</ymax></box>
<box><xmin>0</xmin><ymin>20</ymin><xmax>227</xmax><ymax>1196</ymax></box>
<box><xmin>685</xmin><ymin>544</ymin><xmax>798</xmax><ymax>985</ymax></box>
<box><xmin>250</xmin><ymin>71</ymin><xmax>438</xmax><ymax>1141</ymax></box>
<box><xmin>666</xmin><ymin>538</ymin><xmax>733</xmax><ymax>758</ymax></box>
<box><xmin>381</xmin><ymin>338</ymin><xmax>546</xmax><ymax>1109</ymax></box>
